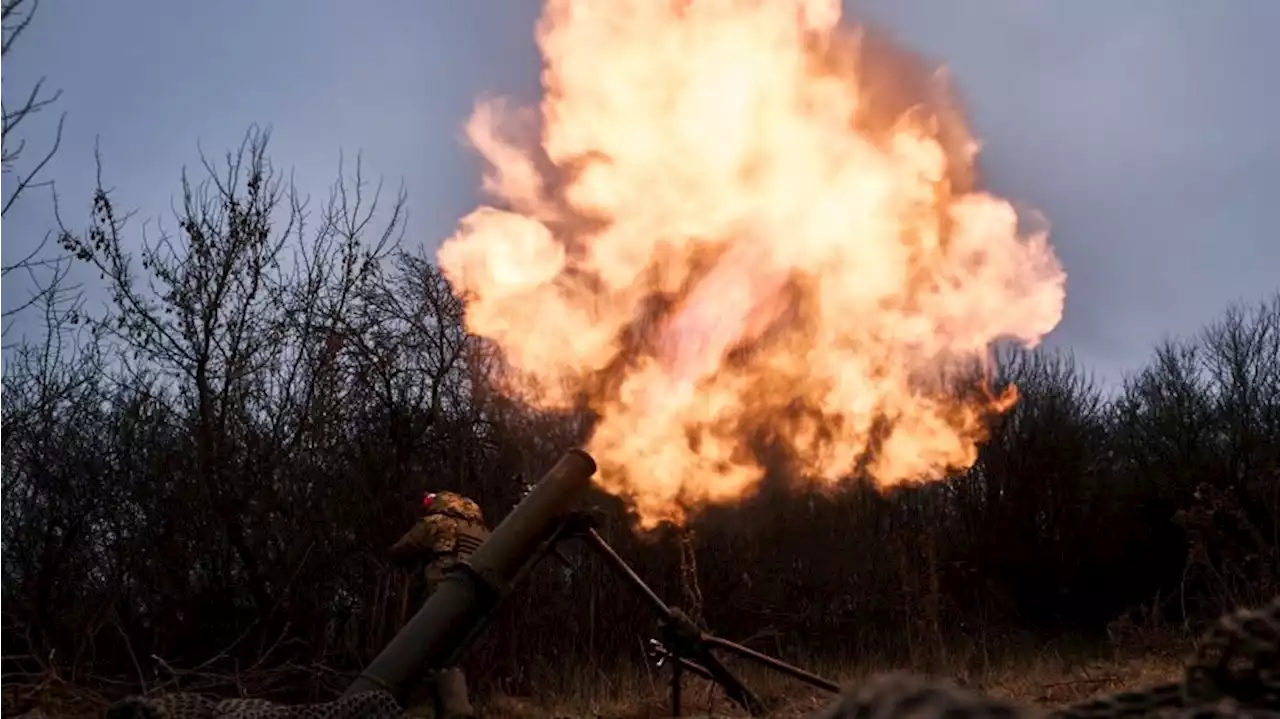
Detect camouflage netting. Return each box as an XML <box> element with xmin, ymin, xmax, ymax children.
<box><xmin>103</xmin><ymin>691</ymin><xmax>403</xmax><ymax>719</ymax></box>
<box><xmin>106</xmin><ymin>597</ymin><xmax>1278</xmax><ymax>719</ymax></box>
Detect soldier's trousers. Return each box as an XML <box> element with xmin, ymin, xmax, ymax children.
<box><xmin>406</xmin><ymin>665</ymin><xmax>475</xmax><ymax>718</ymax></box>
<box><xmin>419</xmin><ymin>564</ymin><xmax>476</xmax><ymax>718</ymax></box>
<box><xmin>431</xmin><ymin>666</ymin><xmax>475</xmax><ymax>719</ymax></box>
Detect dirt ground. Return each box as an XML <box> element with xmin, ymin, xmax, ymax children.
<box><xmin>475</xmin><ymin>648</ymin><xmax>1187</xmax><ymax>718</ymax></box>
<box><xmin>5</xmin><ymin>643</ymin><xmax>1189</xmax><ymax>719</ymax></box>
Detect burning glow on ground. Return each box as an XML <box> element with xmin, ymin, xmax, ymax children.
<box><xmin>439</xmin><ymin>0</ymin><xmax>1066</xmax><ymax>528</ymax></box>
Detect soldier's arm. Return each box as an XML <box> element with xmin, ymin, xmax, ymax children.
<box><xmin>386</xmin><ymin>516</ymin><xmax>448</xmax><ymax>565</ymax></box>
<box><xmin>387</xmin><ymin>521</ymin><xmax>430</xmax><ymax>565</ymax></box>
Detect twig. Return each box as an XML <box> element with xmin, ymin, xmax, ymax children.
<box><xmin>112</xmin><ymin>612</ymin><xmax>148</xmax><ymax>695</ymax></box>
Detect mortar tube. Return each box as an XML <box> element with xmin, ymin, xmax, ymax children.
<box><xmin>343</xmin><ymin>449</ymin><xmax>598</xmax><ymax>702</ymax></box>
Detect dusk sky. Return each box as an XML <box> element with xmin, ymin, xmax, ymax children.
<box><xmin>3</xmin><ymin>0</ymin><xmax>1277</xmax><ymax>385</ymax></box>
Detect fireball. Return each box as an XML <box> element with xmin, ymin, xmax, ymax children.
<box><xmin>439</xmin><ymin>0</ymin><xmax>1066</xmax><ymax>528</ymax></box>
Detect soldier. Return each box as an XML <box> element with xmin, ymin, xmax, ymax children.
<box><xmin>388</xmin><ymin>490</ymin><xmax>492</xmax><ymax>719</ymax></box>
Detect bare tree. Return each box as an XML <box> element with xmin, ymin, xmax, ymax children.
<box><xmin>58</xmin><ymin>125</ymin><xmax>406</xmax><ymax>628</ymax></box>
<box><xmin>2</xmin><ymin>0</ymin><xmax>63</xmax><ymax>214</ymax></box>
<box><xmin>1</xmin><ymin>0</ymin><xmax>77</xmax><ymax>337</ymax></box>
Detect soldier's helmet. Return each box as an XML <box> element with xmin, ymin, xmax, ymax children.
<box><xmin>421</xmin><ymin>490</ymin><xmax>484</xmax><ymax>524</ymax></box>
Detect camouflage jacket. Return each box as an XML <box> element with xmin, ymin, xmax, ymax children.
<box><xmin>387</xmin><ymin>492</ymin><xmax>490</xmax><ymax>585</ymax></box>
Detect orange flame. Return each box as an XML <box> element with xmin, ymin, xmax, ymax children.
<box><xmin>439</xmin><ymin>0</ymin><xmax>1066</xmax><ymax>529</ymax></box>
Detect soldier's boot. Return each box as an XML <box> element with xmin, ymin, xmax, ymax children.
<box><xmin>433</xmin><ymin>666</ymin><xmax>476</xmax><ymax>719</ymax></box>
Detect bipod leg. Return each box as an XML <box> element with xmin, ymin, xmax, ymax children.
<box><xmin>660</xmin><ymin>607</ymin><xmax>766</xmax><ymax>717</ymax></box>
<box><xmin>702</xmin><ymin>635</ymin><xmax>841</xmax><ymax>694</ymax></box>
<box><xmin>570</xmin><ymin>519</ymin><xmax>767</xmax><ymax>717</ymax></box>
<box><xmin>669</xmin><ymin>634</ymin><xmax>683</xmax><ymax>718</ymax></box>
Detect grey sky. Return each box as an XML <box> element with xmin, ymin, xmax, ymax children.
<box><xmin>3</xmin><ymin>0</ymin><xmax>1277</xmax><ymax>386</ymax></box>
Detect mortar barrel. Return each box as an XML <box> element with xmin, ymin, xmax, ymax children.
<box><xmin>344</xmin><ymin>448</ymin><xmax>598</xmax><ymax>701</ymax></box>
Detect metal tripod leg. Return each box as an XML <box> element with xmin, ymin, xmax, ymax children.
<box><xmin>571</xmin><ymin>524</ymin><xmax>767</xmax><ymax>716</ymax></box>
<box><xmin>670</xmin><ymin>646</ymin><xmax>683</xmax><ymax>717</ymax></box>
<box><xmin>661</xmin><ymin>607</ymin><xmax>767</xmax><ymax>716</ymax></box>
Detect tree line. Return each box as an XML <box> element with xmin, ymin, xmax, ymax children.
<box><xmin>2</xmin><ymin>124</ymin><xmax>1275</xmax><ymax>707</ymax></box>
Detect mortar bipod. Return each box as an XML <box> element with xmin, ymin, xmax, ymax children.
<box><xmin>556</xmin><ymin>512</ymin><xmax>841</xmax><ymax>717</ymax></box>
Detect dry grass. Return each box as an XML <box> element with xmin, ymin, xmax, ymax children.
<box><xmin>3</xmin><ymin>638</ymin><xmax>1192</xmax><ymax>719</ymax></box>
<box><xmin>474</xmin><ymin>641</ymin><xmax>1190</xmax><ymax>718</ymax></box>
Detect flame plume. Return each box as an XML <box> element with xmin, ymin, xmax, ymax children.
<box><xmin>439</xmin><ymin>0</ymin><xmax>1066</xmax><ymax>528</ymax></box>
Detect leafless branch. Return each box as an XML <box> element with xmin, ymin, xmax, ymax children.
<box><xmin>3</xmin><ymin>0</ymin><xmax>65</xmax><ymax>215</ymax></box>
